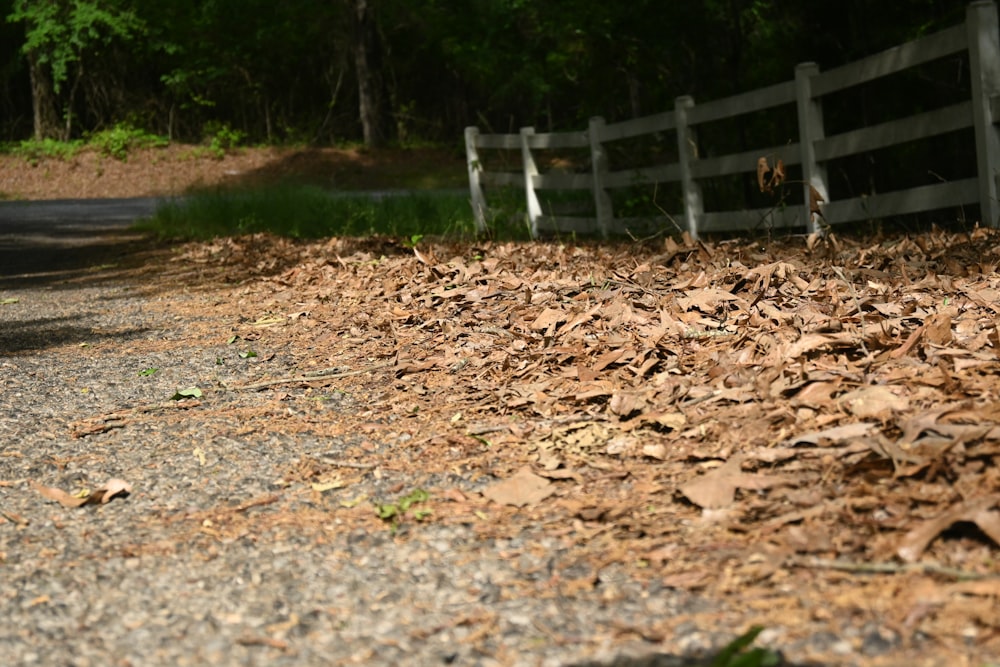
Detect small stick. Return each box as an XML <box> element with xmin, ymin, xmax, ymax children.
<box><xmin>788</xmin><ymin>556</ymin><xmax>997</xmax><ymax>581</ymax></box>
<box><xmin>831</xmin><ymin>266</ymin><xmax>870</xmax><ymax>357</ymax></box>
<box><xmin>233</xmin><ymin>360</ymin><xmax>395</xmax><ymax>391</ymax></box>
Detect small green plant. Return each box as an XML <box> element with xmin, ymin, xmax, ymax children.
<box><xmin>203</xmin><ymin>121</ymin><xmax>245</xmax><ymax>158</ymax></box>
<box><xmin>402</xmin><ymin>233</ymin><xmax>424</xmax><ymax>248</ymax></box>
<box><xmin>89</xmin><ymin>123</ymin><xmax>168</xmax><ymax>161</ymax></box>
<box><xmin>6</xmin><ymin>138</ymin><xmax>83</xmax><ymax>162</ymax></box>
<box><xmin>137</xmin><ymin>367</ymin><xmax>159</xmax><ymax>377</ymax></box>
<box><xmin>710</xmin><ymin>626</ymin><xmax>781</xmax><ymax>667</ymax></box>
<box><xmin>376</xmin><ymin>488</ymin><xmax>431</xmax><ymax>530</ymax></box>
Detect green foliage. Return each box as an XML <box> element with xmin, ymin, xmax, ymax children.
<box><xmin>89</xmin><ymin>123</ymin><xmax>168</xmax><ymax>161</ymax></box>
<box><xmin>170</xmin><ymin>386</ymin><xmax>202</xmax><ymax>400</ymax></box>
<box><xmin>376</xmin><ymin>488</ymin><xmax>431</xmax><ymax>530</ymax></box>
<box><xmin>7</xmin><ymin>0</ymin><xmax>144</xmax><ymax>93</ymax></box>
<box><xmin>710</xmin><ymin>626</ymin><xmax>782</xmax><ymax>667</ymax></box>
<box><xmin>202</xmin><ymin>121</ymin><xmax>246</xmax><ymax>158</ymax></box>
<box><xmin>138</xmin><ymin>184</ymin><xmax>481</xmax><ymax>241</ymax></box>
<box><xmin>4</xmin><ymin>137</ymin><xmax>83</xmax><ymax>161</ymax></box>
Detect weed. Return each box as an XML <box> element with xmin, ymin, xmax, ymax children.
<box><xmin>4</xmin><ymin>137</ymin><xmax>83</xmax><ymax>162</ymax></box>
<box><xmin>203</xmin><ymin>121</ymin><xmax>246</xmax><ymax>158</ymax></box>
<box><xmin>138</xmin><ymin>183</ymin><xmax>493</xmax><ymax>241</ymax></box>
<box><xmin>89</xmin><ymin>123</ymin><xmax>168</xmax><ymax>161</ymax></box>
<box><xmin>710</xmin><ymin>626</ymin><xmax>781</xmax><ymax>667</ymax></box>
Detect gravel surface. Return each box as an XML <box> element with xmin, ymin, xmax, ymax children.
<box><xmin>3</xmin><ymin>217</ymin><xmax>994</xmax><ymax>667</ymax></box>
<box><xmin>0</xmin><ymin>221</ymin><xmax>749</xmax><ymax>667</ymax></box>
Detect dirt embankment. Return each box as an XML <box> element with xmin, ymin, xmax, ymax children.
<box><xmin>0</xmin><ymin>145</ymin><xmax>466</xmax><ymax>200</ymax></box>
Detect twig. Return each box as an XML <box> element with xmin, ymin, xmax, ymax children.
<box><xmin>831</xmin><ymin>265</ymin><xmax>870</xmax><ymax>357</ymax></box>
<box><xmin>232</xmin><ymin>360</ymin><xmax>395</xmax><ymax>391</ymax></box>
<box><xmin>318</xmin><ymin>458</ymin><xmax>376</xmax><ymax>469</ymax></box>
<box><xmin>787</xmin><ymin>556</ymin><xmax>998</xmax><ymax>581</ymax></box>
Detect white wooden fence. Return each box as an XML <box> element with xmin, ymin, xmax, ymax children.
<box><xmin>465</xmin><ymin>0</ymin><xmax>1000</xmax><ymax>239</ymax></box>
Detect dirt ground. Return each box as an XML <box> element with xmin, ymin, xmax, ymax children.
<box><xmin>1</xmin><ymin>148</ymin><xmax>999</xmax><ymax>666</ymax></box>
<box><xmin>0</xmin><ymin>144</ymin><xmax>468</xmax><ymax>200</ymax></box>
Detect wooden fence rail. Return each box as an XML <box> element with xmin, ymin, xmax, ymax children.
<box><xmin>465</xmin><ymin>0</ymin><xmax>1000</xmax><ymax>239</ymax></box>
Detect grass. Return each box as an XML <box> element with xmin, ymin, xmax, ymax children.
<box><xmin>137</xmin><ymin>182</ymin><xmax>490</xmax><ymax>241</ymax></box>
<box><xmin>2</xmin><ymin>137</ymin><xmax>85</xmax><ymax>162</ymax></box>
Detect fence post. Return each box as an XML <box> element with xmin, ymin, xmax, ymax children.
<box><xmin>520</xmin><ymin>126</ymin><xmax>543</xmax><ymax>238</ymax></box>
<box><xmin>464</xmin><ymin>126</ymin><xmax>488</xmax><ymax>233</ymax></box>
<box><xmin>968</xmin><ymin>0</ymin><xmax>1000</xmax><ymax>228</ymax></box>
<box><xmin>675</xmin><ymin>96</ymin><xmax>703</xmax><ymax>239</ymax></box>
<box><xmin>588</xmin><ymin>116</ymin><xmax>613</xmax><ymax>238</ymax></box>
<box><xmin>795</xmin><ymin>62</ymin><xmax>829</xmax><ymax>234</ymax></box>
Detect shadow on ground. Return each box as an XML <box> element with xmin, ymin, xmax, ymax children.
<box><xmin>202</xmin><ymin>146</ymin><xmax>467</xmax><ymax>193</ymax></box>
<box><xmin>0</xmin><ymin>312</ymin><xmax>152</xmax><ymax>354</ymax></box>
<box><xmin>0</xmin><ymin>208</ymin><xmax>158</xmax><ymax>291</ymax></box>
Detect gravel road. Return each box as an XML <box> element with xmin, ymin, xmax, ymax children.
<box><xmin>0</xmin><ymin>204</ymin><xmax>742</xmax><ymax>667</ymax></box>
<box><xmin>0</xmin><ymin>204</ymin><xmax>944</xmax><ymax>667</ymax></box>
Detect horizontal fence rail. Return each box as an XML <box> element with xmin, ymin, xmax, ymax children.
<box><xmin>465</xmin><ymin>0</ymin><xmax>1000</xmax><ymax>238</ymax></box>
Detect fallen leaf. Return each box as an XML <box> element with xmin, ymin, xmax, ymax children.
<box><xmin>311</xmin><ymin>480</ymin><xmax>344</xmax><ymax>492</ymax></box>
<box><xmin>679</xmin><ymin>456</ymin><xmax>791</xmax><ymax>509</ymax></box>
<box><xmin>641</xmin><ymin>443</ymin><xmax>668</xmax><ymax>460</ymax></box>
<box><xmin>897</xmin><ymin>496</ymin><xmax>1000</xmax><ymax>562</ymax></box>
<box><xmin>756</xmin><ymin>157</ymin><xmax>770</xmax><ymax>193</ymax></box>
<box><xmin>482</xmin><ymin>466</ymin><xmax>555</xmax><ymax>507</ymax></box>
<box><xmin>809</xmin><ymin>185</ymin><xmax>825</xmax><ymax>220</ymax></box>
<box><xmin>836</xmin><ymin>385</ymin><xmax>909</xmax><ymax>418</ymax></box>
<box><xmin>171</xmin><ymin>386</ymin><xmax>202</xmax><ymax>400</ymax></box>
<box><xmin>785</xmin><ymin>422</ymin><xmax>877</xmax><ymax>446</ymax></box>
<box><xmin>529</xmin><ymin>308</ymin><xmax>565</xmax><ymax>331</ymax></box>
<box><xmin>32</xmin><ymin>478</ymin><xmax>133</xmax><ymax>508</ymax></box>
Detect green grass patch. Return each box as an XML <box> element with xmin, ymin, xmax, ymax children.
<box><xmin>2</xmin><ymin>137</ymin><xmax>85</xmax><ymax>161</ymax></box>
<box><xmin>88</xmin><ymin>123</ymin><xmax>169</xmax><ymax>160</ymax></box>
<box><xmin>2</xmin><ymin>122</ymin><xmax>169</xmax><ymax>162</ymax></box>
<box><xmin>137</xmin><ymin>183</ymin><xmax>486</xmax><ymax>240</ymax></box>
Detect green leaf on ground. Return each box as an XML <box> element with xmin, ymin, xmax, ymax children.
<box><xmin>171</xmin><ymin>386</ymin><xmax>202</xmax><ymax>400</ymax></box>
<box><xmin>138</xmin><ymin>367</ymin><xmax>158</xmax><ymax>376</ymax></box>
<box><xmin>376</xmin><ymin>488</ymin><xmax>431</xmax><ymax>526</ymax></box>
<box><xmin>711</xmin><ymin>626</ymin><xmax>781</xmax><ymax>667</ymax></box>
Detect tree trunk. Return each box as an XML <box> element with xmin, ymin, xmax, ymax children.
<box><xmin>351</xmin><ymin>0</ymin><xmax>389</xmax><ymax>147</ymax></box>
<box><xmin>28</xmin><ymin>50</ymin><xmax>62</xmax><ymax>141</ymax></box>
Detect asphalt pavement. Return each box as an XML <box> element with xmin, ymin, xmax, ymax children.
<box><xmin>0</xmin><ymin>197</ymin><xmax>162</xmax><ymax>285</ymax></box>
<box><xmin>0</xmin><ymin>196</ymin><xmax>170</xmax><ymax>230</ymax></box>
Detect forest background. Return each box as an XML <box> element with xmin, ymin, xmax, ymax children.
<box><xmin>0</xmin><ymin>0</ymin><xmax>984</xmax><ymax>220</ymax></box>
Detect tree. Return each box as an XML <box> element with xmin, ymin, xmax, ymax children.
<box><xmin>350</xmin><ymin>0</ymin><xmax>390</xmax><ymax>147</ymax></box>
<box><xmin>7</xmin><ymin>0</ymin><xmax>143</xmax><ymax>140</ymax></box>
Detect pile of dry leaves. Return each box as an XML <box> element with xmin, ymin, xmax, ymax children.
<box><xmin>158</xmin><ymin>224</ymin><xmax>1000</xmax><ymax>659</ymax></box>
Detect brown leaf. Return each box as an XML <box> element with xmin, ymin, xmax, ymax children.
<box><xmin>923</xmin><ymin>309</ymin><xmax>954</xmax><ymax>346</ymax></box>
<box><xmin>836</xmin><ymin>385</ymin><xmax>909</xmax><ymax>418</ymax></box>
<box><xmin>770</xmin><ymin>159</ymin><xmax>786</xmax><ymax>190</ymax></box>
<box><xmin>32</xmin><ymin>478</ymin><xmax>133</xmax><ymax>508</ymax></box>
<box><xmin>783</xmin><ymin>332</ymin><xmax>856</xmax><ymax>359</ymax></box>
<box><xmin>529</xmin><ymin>307</ymin><xmax>565</xmax><ymax>332</ymax></box>
<box><xmin>897</xmin><ymin>496</ymin><xmax>1000</xmax><ymax>562</ymax></box>
<box><xmin>784</xmin><ymin>422</ymin><xmax>877</xmax><ymax>446</ymax></box>
<box><xmin>482</xmin><ymin>466</ymin><xmax>555</xmax><ymax>507</ymax></box>
<box><xmin>757</xmin><ymin>157</ymin><xmax>786</xmax><ymax>194</ymax></box>
<box><xmin>808</xmin><ymin>185</ymin><xmax>825</xmax><ymax>219</ymax></box>
<box><xmin>96</xmin><ymin>478</ymin><xmax>133</xmax><ymax>504</ymax></box>
<box><xmin>679</xmin><ymin>456</ymin><xmax>791</xmax><ymax>509</ymax></box>
<box><xmin>757</xmin><ymin>157</ymin><xmax>770</xmax><ymax>193</ymax></box>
